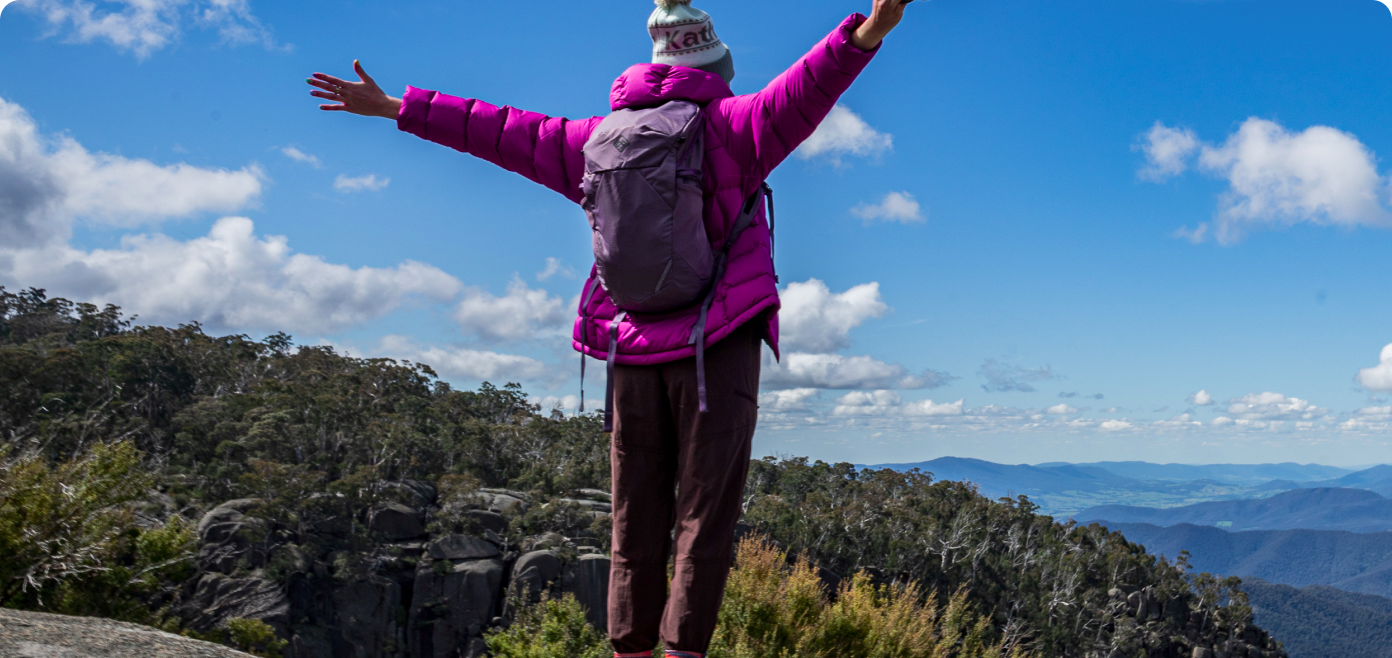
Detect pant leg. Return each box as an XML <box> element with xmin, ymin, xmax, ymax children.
<box><xmin>659</xmin><ymin>321</ymin><xmax>763</xmax><ymax>653</ymax></box>
<box><xmin>608</xmin><ymin>360</ymin><xmax>681</xmax><ymax>654</ymax></box>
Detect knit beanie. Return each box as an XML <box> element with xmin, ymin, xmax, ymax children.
<box><xmin>648</xmin><ymin>0</ymin><xmax>734</xmax><ymax>83</ymax></box>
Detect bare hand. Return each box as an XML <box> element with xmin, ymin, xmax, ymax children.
<box><xmin>306</xmin><ymin>60</ymin><xmax>402</xmax><ymax>120</ymax></box>
<box><xmin>852</xmin><ymin>0</ymin><xmax>913</xmax><ymax>50</ymax></box>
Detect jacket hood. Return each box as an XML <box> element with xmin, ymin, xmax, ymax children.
<box><xmin>610</xmin><ymin>64</ymin><xmax>733</xmax><ymax>111</ymax></box>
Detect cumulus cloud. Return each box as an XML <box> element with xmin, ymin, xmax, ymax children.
<box><xmin>452</xmin><ymin>277</ymin><xmax>569</xmax><ymax>342</ymax></box>
<box><xmin>379</xmin><ymin>335</ymin><xmax>547</xmax><ymax>383</ymax></box>
<box><xmin>280</xmin><ymin>146</ymin><xmax>320</xmax><ymax>168</ymax></box>
<box><xmin>851</xmin><ymin>191</ymin><xmax>924</xmax><ymax>224</ymax></box>
<box><xmin>1225</xmin><ymin>392</ymin><xmax>1328</xmax><ymax>421</ymax></box>
<box><xmin>1099</xmin><ymin>419</ymin><xmax>1134</xmax><ymax>431</ymax></box>
<box><xmin>0</xmin><ymin>96</ymin><xmax>262</xmax><ymax>247</ymax></box>
<box><xmin>1045</xmin><ymin>403</ymin><xmax>1078</xmax><ymax>415</ymax></box>
<box><xmin>978</xmin><ymin>359</ymin><xmax>1057</xmax><ymax>393</ymax></box>
<box><xmin>535</xmin><ymin>257</ymin><xmax>574</xmax><ymax>282</ymax></box>
<box><xmin>763</xmin><ymin>352</ymin><xmax>953</xmax><ymax>391</ymax></box>
<box><xmin>334</xmin><ymin>173</ymin><xmax>390</xmax><ymax>192</ymax></box>
<box><xmin>1142</xmin><ymin>118</ymin><xmax>1392</xmax><ymax>244</ymax></box>
<box><xmin>18</xmin><ymin>0</ymin><xmax>282</xmax><ymax>59</ymax></box>
<box><xmin>1189</xmin><ymin>390</ymin><xmax>1214</xmax><ymax>406</ymax></box>
<box><xmin>4</xmin><ymin>217</ymin><xmax>462</xmax><ymax>334</ymax></box>
<box><xmin>1136</xmin><ymin>122</ymin><xmax>1199</xmax><ymax>181</ymax></box>
<box><xmin>1358</xmin><ymin>344</ymin><xmax>1392</xmax><ymax>392</ymax></box>
<box><xmin>0</xmin><ymin>96</ymin><xmax>461</xmax><ymax>336</ymax></box>
<box><xmin>796</xmin><ymin>105</ymin><xmax>893</xmax><ymax>165</ymax></box>
<box><xmin>778</xmin><ymin>278</ymin><xmax>888</xmax><ymax>353</ymax></box>
<box><xmin>759</xmin><ymin>388</ymin><xmax>820</xmax><ymax>412</ymax></box>
<box><xmin>831</xmin><ymin>390</ymin><xmax>964</xmax><ymax>417</ymax></box>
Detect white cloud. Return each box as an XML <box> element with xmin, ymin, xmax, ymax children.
<box><xmin>1225</xmin><ymin>392</ymin><xmax>1328</xmax><ymax>421</ymax></box>
<box><xmin>1358</xmin><ymin>344</ymin><xmax>1392</xmax><ymax>392</ymax></box>
<box><xmin>19</xmin><ymin>0</ymin><xmax>281</xmax><ymax>59</ymax></box>
<box><xmin>452</xmin><ymin>277</ymin><xmax>569</xmax><ymax>342</ymax></box>
<box><xmin>1136</xmin><ymin>122</ymin><xmax>1199</xmax><ymax>181</ymax></box>
<box><xmin>831</xmin><ymin>390</ymin><xmax>963</xmax><ymax>417</ymax></box>
<box><xmin>535</xmin><ymin>257</ymin><xmax>574</xmax><ymax>282</ymax></box>
<box><xmin>796</xmin><ymin>105</ymin><xmax>893</xmax><ymax>165</ymax></box>
<box><xmin>1172</xmin><ymin>224</ymin><xmax>1209</xmax><ymax>244</ymax></box>
<box><xmin>0</xmin><ymin>94</ymin><xmax>465</xmax><ymax>337</ymax></box>
<box><xmin>1045</xmin><ymin>403</ymin><xmax>1078</xmax><ymax>415</ymax></box>
<box><xmin>1212</xmin><ymin>416</ymin><xmax>1235</xmax><ymax>427</ymax></box>
<box><xmin>778</xmin><ymin>278</ymin><xmax>887</xmax><ymax>353</ymax></box>
<box><xmin>1099</xmin><ymin>419</ymin><xmax>1134</xmax><ymax>431</ymax></box>
<box><xmin>763</xmin><ymin>352</ymin><xmax>950</xmax><ymax>391</ymax></box>
<box><xmin>280</xmin><ymin>146</ymin><xmax>320</xmax><ymax>168</ymax></box>
<box><xmin>379</xmin><ymin>335</ymin><xmax>547</xmax><ymax>383</ymax></box>
<box><xmin>334</xmin><ymin>173</ymin><xmax>390</xmax><ymax>192</ymax></box>
<box><xmin>5</xmin><ymin>217</ymin><xmax>461</xmax><ymax>334</ymax></box>
<box><xmin>851</xmin><ymin>191</ymin><xmax>924</xmax><ymax>224</ymax></box>
<box><xmin>0</xmin><ymin>96</ymin><xmax>262</xmax><ymax>247</ymax></box>
<box><xmin>978</xmin><ymin>359</ymin><xmax>1057</xmax><ymax>393</ymax></box>
<box><xmin>1189</xmin><ymin>390</ymin><xmax>1214</xmax><ymax>406</ymax></box>
<box><xmin>759</xmin><ymin>388</ymin><xmax>820</xmax><ymax>412</ymax></box>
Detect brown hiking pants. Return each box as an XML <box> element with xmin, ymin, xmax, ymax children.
<box><xmin>608</xmin><ymin>319</ymin><xmax>763</xmax><ymax>655</ymax></box>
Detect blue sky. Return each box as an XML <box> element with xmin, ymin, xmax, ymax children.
<box><xmin>2</xmin><ymin>0</ymin><xmax>1391</xmax><ymax>466</ymax></box>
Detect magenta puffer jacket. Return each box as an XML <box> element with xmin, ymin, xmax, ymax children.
<box><xmin>397</xmin><ymin>14</ymin><xmax>878</xmax><ymax>365</ymax></box>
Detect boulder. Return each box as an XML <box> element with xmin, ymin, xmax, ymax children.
<box><xmin>331</xmin><ymin>576</ymin><xmax>401</xmax><ymax>658</ymax></box>
<box><xmin>573</xmin><ymin>488</ymin><xmax>612</xmax><ymax>502</ymax></box>
<box><xmin>383</xmin><ymin>479</ymin><xmax>438</xmax><ymax>509</ymax></box>
<box><xmin>465</xmin><ymin>509</ymin><xmax>508</xmax><ymax>534</ymax></box>
<box><xmin>479</xmin><ymin>488</ymin><xmax>530</xmax><ymax>514</ymax></box>
<box><xmin>369</xmin><ymin>502</ymin><xmax>426</xmax><ymax>541</ymax></box>
<box><xmin>428</xmin><ymin>534</ymin><xmax>501</xmax><ymax>561</ymax></box>
<box><xmin>177</xmin><ymin>573</ymin><xmax>290</xmax><ymax>633</ymax></box>
<box><xmin>557</xmin><ymin>498</ymin><xmax>613</xmax><ymax>514</ymax></box>
<box><xmin>197</xmin><ymin>499</ymin><xmax>261</xmax><ymax>539</ymax></box>
<box><xmin>561</xmin><ymin>553</ymin><xmax>610</xmax><ymax>630</ymax></box>
<box><xmin>509</xmin><ymin>550</ymin><xmax>563</xmax><ymax>605</ymax></box>
<box><xmin>409</xmin><ymin>559</ymin><xmax>506</xmax><ymax>658</ymax></box>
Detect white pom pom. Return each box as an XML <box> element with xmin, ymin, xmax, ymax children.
<box><xmin>654</xmin><ymin>0</ymin><xmax>692</xmax><ymax>7</ymax></box>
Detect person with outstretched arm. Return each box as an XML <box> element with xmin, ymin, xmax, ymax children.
<box><xmin>307</xmin><ymin>1</ymin><xmax>912</xmax><ymax>655</ymax></box>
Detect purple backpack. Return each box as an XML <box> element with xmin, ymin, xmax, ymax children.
<box><xmin>579</xmin><ymin>100</ymin><xmax>773</xmax><ymax>430</ymax></box>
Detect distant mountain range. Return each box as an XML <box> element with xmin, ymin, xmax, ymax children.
<box><xmin>1245</xmin><ymin>579</ymin><xmax>1392</xmax><ymax>658</ymax></box>
<box><xmin>1075</xmin><ymin>487</ymin><xmax>1392</xmax><ymax>533</ymax></box>
<box><xmin>1096</xmin><ymin>522</ymin><xmax>1392</xmax><ymax>599</ymax></box>
<box><xmin>1035</xmin><ymin>461</ymin><xmax>1353</xmax><ymax>484</ymax></box>
<box><xmin>864</xmin><ymin>457</ymin><xmax>1368</xmax><ymax>516</ymax></box>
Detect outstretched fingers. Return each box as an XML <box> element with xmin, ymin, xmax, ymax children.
<box><xmin>354</xmin><ymin>59</ymin><xmax>377</xmax><ymax>87</ymax></box>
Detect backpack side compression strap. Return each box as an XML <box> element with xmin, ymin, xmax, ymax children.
<box><xmin>687</xmin><ymin>183</ymin><xmax>774</xmax><ymax>413</ymax></box>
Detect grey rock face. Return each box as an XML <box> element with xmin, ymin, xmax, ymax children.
<box><xmin>561</xmin><ymin>553</ymin><xmax>611</xmax><ymax>631</ymax></box>
<box><xmin>383</xmin><ymin>480</ymin><xmax>438</xmax><ymax>509</ymax></box>
<box><xmin>478</xmin><ymin>488</ymin><xmax>530</xmax><ymax>514</ymax></box>
<box><xmin>408</xmin><ymin>559</ymin><xmax>505</xmax><ymax>658</ymax></box>
<box><xmin>557</xmin><ymin>498</ymin><xmax>613</xmax><ymax>514</ymax></box>
<box><xmin>196</xmin><ymin>499</ymin><xmax>268</xmax><ymax>574</ymax></box>
<box><xmin>427</xmin><ymin>534</ymin><xmax>501</xmax><ymax>561</ymax></box>
<box><xmin>331</xmin><ymin>577</ymin><xmax>402</xmax><ymax>658</ymax></box>
<box><xmin>178</xmin><ymin>573</ymin><xmax>289</xmax><ymax>633</ymax></box>
<box><xmin>369</xmin><ymin>502</ymin><xmax>426</xmax><ymax>541</ymax></box>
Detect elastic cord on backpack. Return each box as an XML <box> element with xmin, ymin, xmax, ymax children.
<box><xmin>687</xmin><ymin>184</ymin><xmax>771</xmax><ymax>414</ymax></box>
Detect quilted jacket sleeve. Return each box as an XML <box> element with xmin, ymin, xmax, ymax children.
<box><xmin>396</xmin><ymin>86</ymin><xmax>601</xmax><ymax>204</ymax></box>
<box><xmin>709</xmin><ymin>14</ymin><xmax>880</xmax><ymax>182</ymax></box>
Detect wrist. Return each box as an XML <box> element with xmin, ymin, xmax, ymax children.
<box><xmin>381</xmin><ymin>96</ymin><xmax>402</xmax><ymax>120</ymax></box>
<box><xmin>851</xmin><ymin>21</ymin><xmax>887</xmax><ymax>50</ymax></box>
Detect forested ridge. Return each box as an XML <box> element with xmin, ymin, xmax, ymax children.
<box><xmin>0</xmin><ymin>286</ymin><xmax>1284</xmax><ymax>658</ymax></box>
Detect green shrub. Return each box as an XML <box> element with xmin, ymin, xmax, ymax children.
<box><xmin>226</xmin><ymin>617</ymin><xmax>288</xmax><ymax>657</ymax></box>
<box><xmin>712</xmin><ymin>536</ymin><xmax>1023</xmax><ymax>658</ymax></box>
<box><xmin>486</xmin><ymin>593</ymin><xmax>611</xmax><ymax>658</ymax></box>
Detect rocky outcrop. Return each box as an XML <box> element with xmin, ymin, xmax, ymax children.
<box><xmin>169</xmin><ymin>485</ymin><xmax>613</xmax><ymax>658</ymax></box>
<box><xmin>0</xmin><ymin>607</ymin><xmax>258</xmax><ymax>658</ymax></box>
